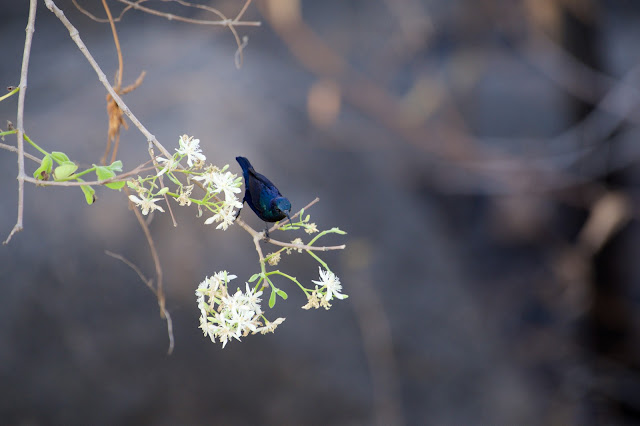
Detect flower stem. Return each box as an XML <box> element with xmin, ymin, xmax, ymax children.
<box><xmin>306</xmin><ymin>249</ymin><xmax>329</xmax><ymax>270</ymax></box>
<box><xmin>23</xmin><ymin>134</ymin><xmax>49</xmax><ymax>157</ymax></box>
<box><xmin>0</xmin><ymin>87</ymin><xmax>19</xmax><ymax>102</ymax></box>
<box><xmin>267</xmin><ymin>270</ymin><xmax>310</xmax><ymax>294</ymax></box>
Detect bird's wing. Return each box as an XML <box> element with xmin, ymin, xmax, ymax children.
<box><xmin>247</xmin><ymin>169</ymin><xmax>281</xmax><ymax>210</ymax></box>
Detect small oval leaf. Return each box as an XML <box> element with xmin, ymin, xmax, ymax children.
<box><xmin>51</xmin><ymin>151</ymin><xmax>70</xmax><ymax>163</ymax></box>
<box><xmin>108</xmin><ymin>160</ymin><xmax>123</xmax><ymax>172</ymax></box>
<box><xmin>95</xmin><ymin>166</ymin><xmax>115</xmax><ymax>181</ymax></box>
<box><xmin>79</xmin><ymin>184</ymin><xmax>96</xmax><ymax>205</ymax></box>
<box><xmin>53</xmin><ymin>161</ymin><xmax>78</xmax><ymax>180</ymax></box>
<box><xmin>105</xmin><ymin>181</ymin><xmax>125</xmax><ymax>190</ymax></box>
<box><xmin>33</xmin><ymin>154</ymin><xmax>53</xmax><ymax>180</ymax></box>
<box><xmin>268</xmin><ymin>289</ymin><xmax>276</xmax><ymax>308</ymax></box>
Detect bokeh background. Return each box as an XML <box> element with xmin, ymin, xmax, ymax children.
<box><xmin>2</xmin><ymin>0</ymin><xmax>640</xmax><ymax>424</ymax></box>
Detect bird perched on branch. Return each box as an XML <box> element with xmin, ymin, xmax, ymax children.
<box><xmin>235</xmin><ymin>156</ymin><xmax>291</xmax><ymax>238</ymax></box>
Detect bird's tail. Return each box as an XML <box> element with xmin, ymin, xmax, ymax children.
<box><xmin>236</xmin><ymin>156</ymin><xmax>254</xmax><ymax>172</ymax></box>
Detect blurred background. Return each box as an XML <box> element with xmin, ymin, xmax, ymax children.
<box><xmin>1</xmin><ymin>0</ymin><xmax>640</xmax><ymax>424</ymax></box>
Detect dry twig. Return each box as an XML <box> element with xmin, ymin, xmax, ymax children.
<box><xmin>105</xmin><ymin>250</ymin><xmax>175</xmax><ymax>355</ymax></box>
<box><xmin>4</xmin><ymin>0</ymin><xmax>37</xmax><ymax>245</ymax></box>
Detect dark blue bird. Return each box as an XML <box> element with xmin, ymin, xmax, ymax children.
<box><xmin>236</xmin><ymin>156</ymin><xmax>291</xmax><ymax>237</ymax></box>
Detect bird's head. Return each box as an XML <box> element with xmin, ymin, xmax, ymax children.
<box><xmin>272</xmin><ymin>196</ymin><xmax>291</xmax><ymax>220</ymax></box>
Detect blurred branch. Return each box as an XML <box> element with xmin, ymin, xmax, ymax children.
<box><xmin>261</xmin><ymin>2</ymin><xmax>640</xmax><ymax>195</ymax></box>
<box><xmin>4</xmin><ymin>0</ymin><xmax>37</xmax><ymax>245</ymax></box>
<box><xmin>347</xmin><ymin>260</ymin><xmax>404</xmax><ymax>426</ymax></box>
<box><xmin>105</xmin><ymin>250</ymin><xmax>175</xmax><ymax>355</ymax></box>
<box><xmin>115</xmin><ymin>0</ymin><xmax>259</xmax><ymax>68</ymax></box>
<box><xmin>123</xmin><ymin>186</ymin><xmax>173</xmax><ymax>354</ymax></box>
<box><xmin>44</xmin><ymin>0</ymin><xmax>172</xmax><ymax>160</ymax></box>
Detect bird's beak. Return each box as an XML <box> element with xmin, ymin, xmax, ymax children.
<box><xmin>286</xmin><ymin>213</ymin><xmax>292</xmax><ymax>224</ymax></box>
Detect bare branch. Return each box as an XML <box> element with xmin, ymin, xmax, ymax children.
<box><xmin>44</xmin><ymin>0</ymin><xmax>172</xmax><ymax>159</ymax></box>
<box><xmin>0</xmin><ymin>142</ymin><xmax>42</xmax><ymax>163</ymax></box>
<box><xmin>105</xmin><ymin>250</ymin><xmax>175</xmax><ymax>355</ymax></box>
<box><xmin>123</xmin><ymin>187</ymin><xmax>173</xmax><ymax>354</ymax></box>
<box><xmin>269</xmin><ymin>239</ymin><xmax>346</xmax><ymax>252</ymax></box>
<box><xmin>4</xmin><ymin>0</ymin><xmax>37</xmax><ymax>245</ymax></box>
<box><xmin>21</xmin><ymin>163</ymin><xmax>154</xmax><ymax>187</ymax></box>
<box><xmin>116</xmin><ymin>0</ymin><xmax>261</xmax><ymax>26</ymax></box>
<box><xmin>72</xmin><ymin>0</ymin><xmax>135</xmax><ymax>22</ymax></box>
<box><xmin>268</xmin><ymin>197</ymin><xmax>320</xmax><ymax>233</ymax></box>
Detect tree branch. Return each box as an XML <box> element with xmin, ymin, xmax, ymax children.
<box><xmin>4</xmin><ymin>0</ymin><xmax>37</xmax><ymax>245</ymax></box>
<box><xmin>105</xmin><ymin>250</ymin><xmax>175</xmax><ymax>355</ymax></box>
<box><xmin>44</xmin><ymin>0</ymin><xmax>172</xmax><ymax>159</ymax></box>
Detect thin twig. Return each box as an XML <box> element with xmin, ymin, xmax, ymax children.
<box><xmin>105</xmin><ymin>250</ymin><xmax>175</xmax><ymax>355</ymax></box>
<box><xmin>234</xmin><ymin>197</ymin><xmax>341</xmax><ymax>251</ymax></box>
<box><xmin>148</xmin><ymin>142</ymin><xmax>177</xmax><ymax>227</ymax></box>
<box><xmin>4</xmin><ymin>0</ymin><xmax>37</xmax><ymax>245</ymax></box>
<box><xmin>123</xmin><ymin>187</ymin><xmax>172</xmax><ymax>354</ymax></box>
<box><xmin>116</xmin><ymin>0</ymin><xmax>261</xmax><ymax>26</ymax></box>
<box><xmin>268</xmin><ymin>240</ymin><xmax>345</xmax><ymax>252</ymax></box>
<box><xmin>103</xmin><ymin>0</ymin><xmax>124</xmax><ymax>89</ymax></box>
<box><xmin>72</xmin><ymin>0</ymin><xmax>135</xmax><ymax>22</ymax></box>
<box><xmin>116</xmin><ymin>0</ymin><xmax>258</xmax><ymax>68</ymax></box>
<box><xmin>21</xmin><ymin>163</ymin><xmax>153</xmax><ymax>187</ymax></box>
<box><xmin>234</xmin><ymin>0</ymin><xmax>253</xmax><ymax>22</ymax></box>
<box><xmin>44</xmin><ymin>0</ymin><xmax>172</xmax><ymax>160</ymax></box>
<box><xmin>0</xmin><ymin>142</ymin><xmax>42</xmax><ymax>163</ymax></box>
<box><xmin>268</xmin><ymin>197</ymin><xmax>320</xmax><ymax>233</ymax></box>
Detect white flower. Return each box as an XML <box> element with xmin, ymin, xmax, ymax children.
<box><xmin>204</xmin><ymin>205</ymin><xmax>236</xmax><ymax>230</ymax></box>
<box><xmin>176</xmin><ymin>134</ymin><xmax>206</xmax><ymax>167</ymax></box>
<box><xmin>312</xmin><ymin>267</ymin><xmax>347</xmax><ymax>301</ymax></box>
<box><xmin>216</xmin><ymin>321</ymin><xmax>240</xmax><ymax>349</ymax></box>
<box><xmin>305</xmin><ymin>223</ymin><xmax>318</xmax><ymax>234</ymax></box>
<box><xmin>128</xmin><ymin>194</ymin><xmax>165</xmax><ymax>215</ymax></box>
<box><xmin>224</xmin><ymin>194</ymin><xmax>243</xmax><ymax>210</ymax></box>
<box><xmin>242</xmin><ymin>283</ymin><xmax>263</xmax><ymax>315</ymax></box>
<box><xmin>196</xmin><ymin>270</ymin><xmax>282</xmax><ymax>348</ymax></box>
<box><xmin>212</xmin><ymin>171</ymin><xmax>242</xmax><ymax>200</ymax></box>
<box><xmin>199</xmin><ymin>316</ymin><xmax>217</xmax><ymax>342</ymax></box>
<box><xmin>256</xmin><ymin>317</ymin><xmax>286</xmax><ymax>334</ymax></box>
<box><xmin>176</xmin><ymin>184</ymin><xmax>194</xmax><ymax>206</ymax></box>
<box><xmin>207</xmin><ymin>271</ymin><xmax>237</xmax><ymax>290</ymax></box>
<box><xmin>156</xmin><ymin>155</ymin><xmax>179</xmax><ymax>176</ymax></box>
<box><xmin>192</xmin><ymin>168</ymin><xmax>218</xmax><ymax>189</ymax></box>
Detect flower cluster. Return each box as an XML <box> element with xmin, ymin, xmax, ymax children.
<box><xmin>128</xmin><ymin>135</ymin><xmax>348</xmax><ymax>348</ymax></box>
<box><xmin>302</xmin><ymin>267</ymin><xmax>347</xmax><ymax>310</ymax></box>
<box><xmin>196</xmin><ymin>271</ymin><xmax>285</xmax><ymax>348</ymax></box>
<box><xmin>127</xmin><ymin>135</ymin><xmax>243</xmax><ymax>230</ymax></box>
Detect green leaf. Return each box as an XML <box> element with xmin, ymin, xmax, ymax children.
<box><xmin>53</xmin><ymin>161</ymin><xmax>78</xmax><ymax>180</ymax></box>
<box><xmin>106</xmin><ymin>180</ymin><xmax>125</xmax><ymax>190</ymax></box>
<box><xmin>330</xmin><ymin>227</ymin><xmax>347</xmax><ymax>235</ymax></box>
<box><xmin>79</xmin><ymin>181</ymin><xmax>96</xmax><ymax>205</ymax></box>
<box><xmin>268</xmin><ymin>289</ymin><xmax>276</xmax><ymax>308</ymax></box>
<box><xmin>305</xmin><ymin>214</ymin><xmax>310</xmax><ymax>222</ymax></box>
<box><xmin>276</xmin><ymin>289</ymin><xmax>288</xmax><ymax>300</ymax></box>
<box><xmin>248</xmin><ymin>273</ymin><xmax>260</xmax><ymax>283</ymax></box>
<box><xmin>108</xmin><ymin>160</ymin><xmax>123</xmax><ymax>172</ymax></box>
<box><xmin>95</xmin><ymin>166</ymin><xmax>115</xmax><ymax>181</ymax></box>
<box><xmin>33</xmin><ymin>154</ymin><xmax>53</xmax><ymax>180</ymax></box>
<box><xmin>95</xmin><ymin>165</ymin><xmax>124</xmax><ymax>190</ymax></box>
<box><xmin>51</xmin><ymin>151</ymin><xmax>70</xmax><ymax>164</ymax></box>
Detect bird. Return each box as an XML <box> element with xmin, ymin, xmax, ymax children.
<box><xmin>235</xmin><ymin>156</ymin><xmax>291</xmax><ymax>238</ymax></box>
